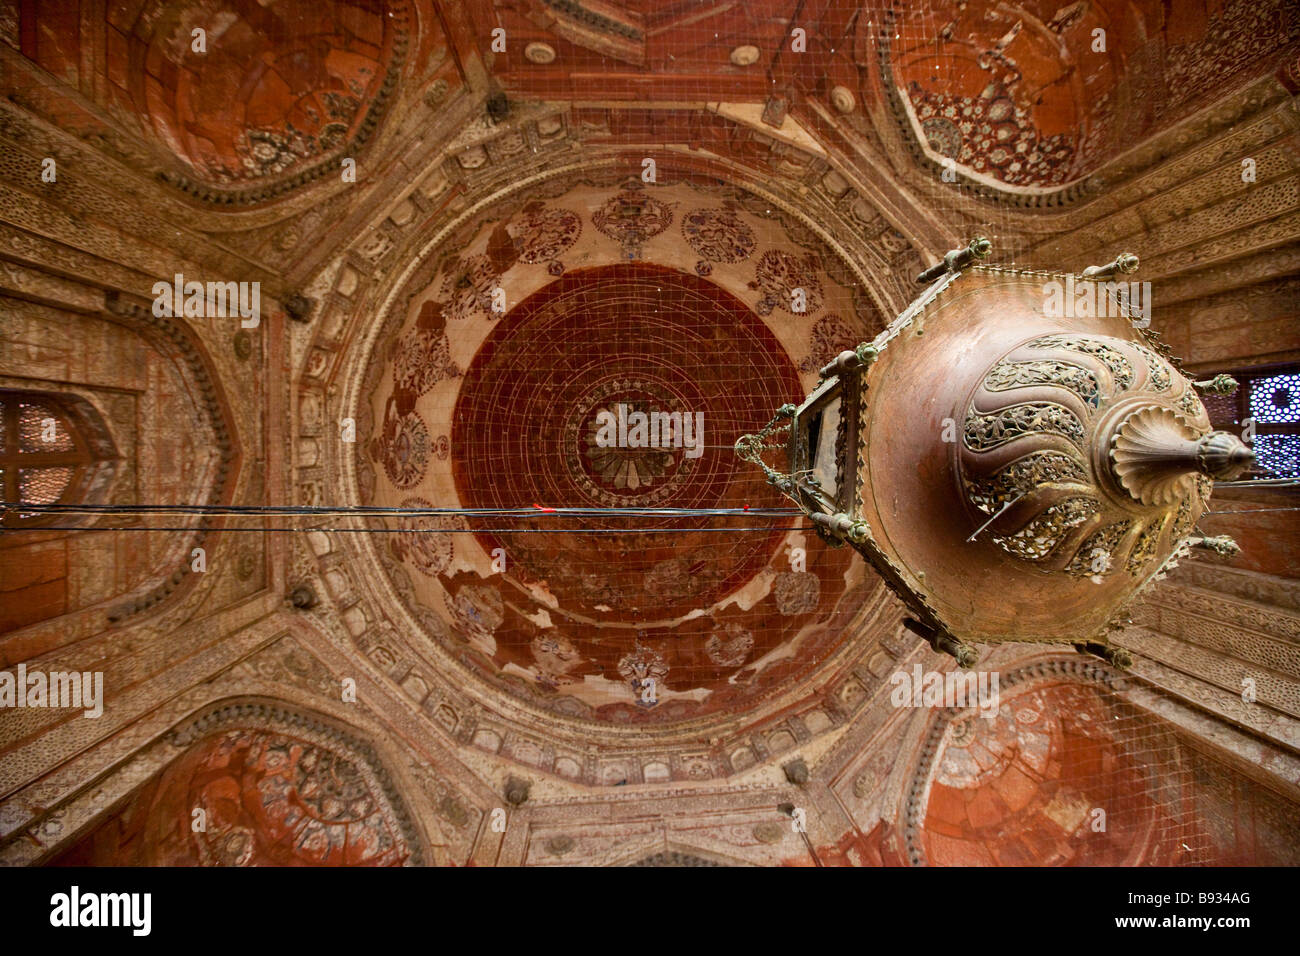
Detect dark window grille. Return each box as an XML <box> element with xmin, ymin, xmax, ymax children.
<box><xmin>1201</xmin><ymin>366</ymin><xmax>1300</xmax><ymax>480</ymax></box>
<box><xmin>0</xmin><ymin>390</ymin><xmax>94</xmax><ymax>526</ymax></box>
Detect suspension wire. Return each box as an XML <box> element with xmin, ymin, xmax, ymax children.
<box><xmin>3</xmin><ymin>502</ymin><xmax>802</xmax><ymax>518</ymax></box>
<box><xmin>15</xmin><ymin>525</ymin><xmax>799</xmax><ymax>534</ymax></box>
<box><xmin>1213</xmin><ymin>478</ymin><xmax>1300</xmax><ymax>489</ymax></box>
<box><xmin>1</xmin><ymin>501</ymin><xmax>807</xmax><ymax>535</ymax></box>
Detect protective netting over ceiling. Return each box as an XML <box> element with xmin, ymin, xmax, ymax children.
<box><xmin>362</xmin><ymin>250</ymin><xmax>878</xmax><ymax>724</ymax></box>
<box><xmin>903</xmin><ymin>663</ymin><xmax>1300</xmax><ymax>866</ymax></box>
<box><xmin>340</xmin><ymin>0</ymin><xmax>1299</xmax><ymax>724</ymax></box>
<box><xmin>452</xmin><ymin>264</ymin><xmax>802</xmax><ymax>622</ymax></box>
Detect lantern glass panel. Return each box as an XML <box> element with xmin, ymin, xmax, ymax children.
<box><xmin>808</xmin><ymin>395</ymin><xmax>842</xmax><ymax>499</ymax></box>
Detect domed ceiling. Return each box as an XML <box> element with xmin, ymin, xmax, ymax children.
<box><xmin>884</xmin><ymin>0</ymin><xmax>1299</xmax><ymax>189</ymax></box>
<box><xmin>354</xmin><ymin>178</ymin><xmax>891</xmax><ymax>726</ymax></box>
<box><xmin>10</xmin><ymin>0</ymin><xmax>1293</xmax><ymax>204</ymax></box>
<box><xmin>905</xmin><ymin>665</ymin><xmax>1203</xmax><ymax>866</ymax></box>
<box><xmin>2</xmin><ymin>0</ymin><xmax>1298</xmax><ymax>869</ymax></box>
<box><xmin>50</xmin><ymin>711</ymin><xmax>426</xmax><ymax>866</ymax></box>
<box><xmin>9</xmin><ymin>0</ymin><xmax>410</xmax><ymax>200</ymax></box>
<box><xmin>139</xmin><ymin>0</ymin><xmax>404</xmax><ymax>188</ymax></box>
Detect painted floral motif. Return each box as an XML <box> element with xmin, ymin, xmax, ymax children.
<box><xmin>617</xmin><ymin>644</ymin><xmax>669</xmax><ymax>701</ymax></box>
<box><xmin>511</xmin><ymin>202</ymin><xmax>582</xmax><ymax>264</ymax></box>
<box><xmin>231</xmin><ymin>125</ymin><xmax>319</xmax><ymax>181</ymax></box>
<box><xmin>592</xmin><ymin>189</ymin><xmax>674</xmax><ymax>258</ymax></box>
<box><xmin>393</xmin><ymin>301</ymin><xmax>459</xmax><ymax>399</ymax></box>
<box><xmin>752</xmin><ymin>250</ymin><xmax>824</xmax><ymax>315</ymax></box>
<box><xmin>532</xmin><ymin>631</ymin><xmax>582</xmax><ymax>688</ymax></box>
<box><xmin>391</xmin><ymin>496</ymin><xmax>461</xmax><ymax>576</ymax></box>
<box><xmin>370</xmin><ymin>404</ymin><xmax>430</xmax><ymax>488</ymax></box>
<box><xmin>217</xmin><ymin>88</ymin><xmax>364</xmax><ymax>183</ymax></box>
<box><xmin>439</xmin><ymin>253</ymin><xmax>500</xmax><ymax>321</ymax></box>
<box><xmin>774</xmin><ymin>571</ymin><xmax>820</xmax><ymax>615</ymax></box>
<box><xmin>577</xmin><ymin>572</ymin><xmax>626</xmax><ymax>608</ymax></box>
<box><xmin>705</xmin><ymin>623</ymin><xmax>755</xmax><ymax>667</ymax></box>
<box><xmin>450</xmin><ymin>584</ymin><xmax>505</xmax><ymax>642</ymax></box>
<box><xmin>567</xmin><ymin>380</ymin><xmax>697</xmax><ymax>507</ymax></box>
<box><xmin>644</xmin><ymin>556</ymin><xmax>718</xmax><ymax>603</ymax></box>
<box><xmin>907</xmin><ymin>81</ymin><xmax>1076</xmax><ymax>187</ymax></box>
<box><xmin>187</xmin><ymin>729</ymin><xmax>411</xmax><ymax>866</ymax></box>
<box><xmin>800</xmin><ymin>315</ymin><xmax>859</xmax><ymax>373</ymax></box>
<box><xmin>681</xmin><ymin>205</ymin><xmax>757</xmax><ymax>263</ymax></box>
<box><xmin>583</xmin><ymin>399</ymin><xmax>678</xmax><ymax>492</ymax></box>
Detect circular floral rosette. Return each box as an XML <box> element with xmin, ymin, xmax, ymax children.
<box><xmin>566</xmin><ymin>378</ymin><xmax>698</xmax><ymax>508</ymax></box>
<box><xmin>512</xmin><ymin>205</ymin><xmax>582</xmax><ymax>264</ymax></box>
<box><xmin>681</xmin><ymin>206</ymin><xmax>757</xmax><ymax>264</ymax></box>
<box><xmin>753</xmin><ymin>249</ymin><xmax>825</xmax><ymax>315</ymax></box>
<box><xmin>381</xmin><ymin>411</ymin><xmax>430</xmax><ymax>488</ymax></box>
<box><xmin>391</xmin><ymin>495</ymin><xmax>464</xmax><ymax>576</ymax></box>
<box><xmin>591</xmin><ymin>190</ymin><xmax>674</xmax><ymax>244</ymax></box>
<box><xmin>439</xmin><ymin>253</ymin><xmax>500</xmax><ymax>321</ymax></box>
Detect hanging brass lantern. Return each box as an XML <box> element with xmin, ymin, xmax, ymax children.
<box><xmin>737</xmin><ymin>239</ymin><xmax>1254</xmax><ymax>667</ymax></box>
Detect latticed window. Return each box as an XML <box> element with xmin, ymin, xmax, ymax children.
<box><xmin>1200</xmin><ymin>366</ymin><xmax>1300</xmax><ymax>480</ymax></box>
<box><xmin>0</xmin><ymin>390</ymin><xmax>95</xmax><ymax>525</ymax></box>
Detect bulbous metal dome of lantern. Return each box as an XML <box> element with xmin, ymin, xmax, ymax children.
<box><xmin>743</xmin><ymin>248</ymin><xmax>1254</xmax><ymax>667</ymax></box>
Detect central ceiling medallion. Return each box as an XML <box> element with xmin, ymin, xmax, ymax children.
<box><xmin>571</xmin><ymin>379</ymin><xmax>699</xmax><ymax>504</ymax></box>
<box><xmin>453</xmin><ymin>264</ymin><xmax>799</xmax><ymax>625</ymax></box>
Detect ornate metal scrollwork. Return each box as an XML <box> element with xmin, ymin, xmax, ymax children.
<box><xmin>1177</xmin><ymin>387</ymin><xmax>1205</xmax><ymax>418</ymax></box>
<box><xmin>742</xmin><ymin>261</ymin><xmax>1257</xmax><ymax>661</ymax></box>
<box><xmin>984</xmin><ymin>360</ymin><xmax>1102</xmax><ymax>409</ymax></box>
<box><xmin>1125</xmin><ymin>514</ymin><xmax>1169</xmax><ymax>573</ymax></box>
<box><xmin>1064</xmin><ymin>520</ymin><xmax>1133</xmax><ymax>578</ymax></box>
<box><xmin>963</xmin><ymin>401</ymin><xmax>1087</xmax><ymax>451</ymax></box>
<box><xmin>991</xmin><ymin>496</ymin><xmax>1101</xmax><ymax>561</ymax></box>
<box><xmin>1027</xmin><ymin>334</ymin><xmax>1134</xmax><ymax>389</ymax></box>
<box><xmin>1131</xmin><ymin>343</ymin><xmax>1172</xmax><ymax>391</ymax></box>
<box><xmin>960</xmin><ymin>332</ymin><xmax>1248</xmax><ymax>572</ymax></box>
<box><xmin>965</xmin><ymin>450</ymin><xmax>1089</xmax><ymax>514</ymax></box>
